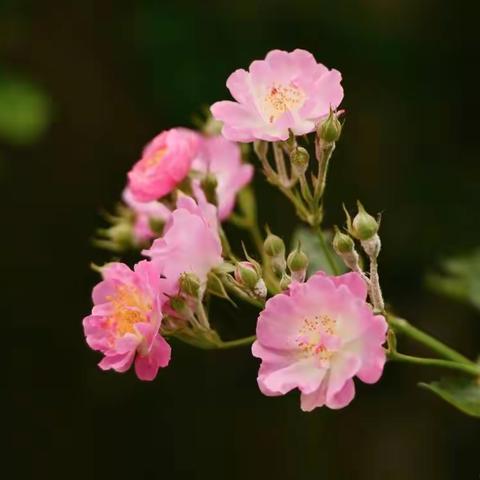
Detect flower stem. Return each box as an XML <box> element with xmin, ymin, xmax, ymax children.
<box><xmin>389</xmin><ymin>316</ymin><xmax>474</xmax><ymax>365</ymax></box>
<box><xmin>215</xmin><ymin>335</ymin><xmax>256</xmax><ymax>349</ymax></box>
<box><xmin>389</xmin><ymin>351</ymin><xmax>480</xmax><ymax>376</ymax></box>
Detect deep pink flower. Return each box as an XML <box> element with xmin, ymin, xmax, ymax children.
<box><xmin>252</xmin><ymin>272</ymin><xmax>387</xmax><ymax>411</ymax></box>
<box><xmin>127</xmin><ymin>128</ymin><xmax>199</xmax><ymax>202</ymax></box>
<box><xmin>122</xmin><ymin>188</ymin><xmax>171</xmax><ymax>244</ymax></box>
<box><xmin>143</xmin><ymin>196</ymin><xmax>223</xmax><ymax>284</ymax></box>
<box><xmin>83</xmin><ymin>261</ymin><xmax>171</xmax><ymax>381</ymax></box>
<box><xmin>211</xmin><ymin>49</ymin><xmax>343</xmax><ymax>142</ymax></box>
<box><xmin>192</xmin><ymin>135</ymin><xmax>253</xmax><ymax>220</ymax></box>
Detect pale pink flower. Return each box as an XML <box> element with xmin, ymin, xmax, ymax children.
<box><xmin>83</xmin><ymin>261</ymin><xmax>171</xmax><ymax>381</ymax></box>
<box><xmin>127</xmin><ymin>128</ymin><xmax>199</xmax><ymax>202</ymax></box>
<box><xmin>211</xmin><ymin>49</ymin><xmax>343</xmax><ymax>142</ymax></box>
<box><xmin>143</xmin><ymin>196</ymin><xmax>223</xmax><ymax>284</ymax></box>
<box><xmin>122</xmin><ymin>188</ymin><xmax>171</xmax><ymax>244</ymax></box>
<box><xmin>192</xmin><ymin>135</ymin><xmax>253</xmax><ymax>220</ymax></box>
<box><xmin>252</xmin><ymin>271</ymin><xmax>387</xmax><ymax>411</ymax></box>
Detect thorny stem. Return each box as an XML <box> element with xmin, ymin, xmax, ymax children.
<box><xmin>389</xmin><ymin>352</ymin><xmax>480</xmax><ymax>376</ymax></box>
<box><xmin>369</xmin><ymin>256</ymin><xmax>385</xmax><ymax>312</ymax></box>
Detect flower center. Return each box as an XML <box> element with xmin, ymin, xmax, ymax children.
<box><xmin>295</xmin><ymin>314</ymin><xmax>339</xmax><ymax>362</ymax></box>
<box><xmin>145</xmin><ymin>147</ymin><xmax>167</xmax><ymax>169</ymax></box>
<box><xmin>263</xmin><ymin>83</ymin><xmax>306</xmax><ymax>124</ymax></box>
<box><xmin>108</xmin><ymin>284</ymin><xmax>152</xmax><ymax>336</ymax></box>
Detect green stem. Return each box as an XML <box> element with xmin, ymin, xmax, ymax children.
<box><xmin>315</xmin><ymin>226</ymin><xmax>340</xmax><ymax>275</ymax></box>
<box><xmin>389</xmin><ymin>316</ymin><xmax>474</xmax><ymax>365</ymax></box>
<box><xmin>389</xmin><ymin>352</ymin><xmax>480</xmax><ymax>376</ymax></box>
<box><xmin>215</xmin><ymin>335</ymin><xmax>256</xmax><ymax>349</ymax></box>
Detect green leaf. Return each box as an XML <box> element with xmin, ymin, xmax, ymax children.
<box><xmin>419</xmin><ymin>377</ymin><xmax>480</xmax><ymax>418</ymax></box>
<box><xmin>291</xmin><ymin>227</ymin><xmax>346</xmax><ymax>276</ymax></box>
<box><xmin>427</xmin><ymin>248</ymin><xmax>480</xmax><ymax>311</ymax></box>
<box><xmin>0</xmin><ymin>75</ymin><xmax>52</xmax><ymax>145</ymax></box>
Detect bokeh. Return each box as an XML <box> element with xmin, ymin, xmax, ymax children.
<box><xmin>3</xmin><ymin>1</ymin><xmax>479</xmax><ymax>479</ymax></box>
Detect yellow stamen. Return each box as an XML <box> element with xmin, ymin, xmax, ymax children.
<box><xmin>107</xmin><ymin>285</ymin><xmax>152</xmax><ymax>336</ymax></box>
<box><xmin>263</xmin><ymin>83</ymin><xmax>306</xmax><ymax>124</ymax></box>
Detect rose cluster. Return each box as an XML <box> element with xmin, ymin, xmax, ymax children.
<box><xmin>83</xmin><ymin>49</ymin><xmax>388</xmax><ymax>411</ymax></box>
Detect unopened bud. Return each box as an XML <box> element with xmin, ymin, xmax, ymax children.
<box><xmin>253</xmin><ymin>279</ymin><xmax>267</xmax><ymax>299</ymax></box>
<box><xmin>170</xmin><ymin>295</ymin><xmax>188</xmax><ymax>314</ymax></box>
<box><xmin>287</xmin><ymin>246</ymin><xmax>309</xmax><ymax>282</ymax></box>
<box><xmin>264</xmin><ymin>232</ymin><xmax>285</xmax><ymax>257</ymax></box>
<box><xmin>352</xmin><ymin>201</ymin><xmax>379</xmax><ymax>241</ymax></box>
<box><xmin>361</xmin><ymin>234</ymin><xmax>381</xmax><ymax>258</ymax></box>
<box><xmin>332</xmin><ymin>227</ymin><xmax>355</xmax><ymax>254</ymax></box>
<box><xmin>234</xmin><ymin>262</ymin><xmax>260</xmax><ymax>290</ymax></box>
<box><xmin>95</xmin><ymin>221</ymin><xmax>134</xmax><ymax>251</ymax></box>
<box><xmin>279</xmin><ymin>274</ymin><xmax>291</xmax><ymax>291</ymax></box>
<box><xmin>203</xmin><ymin>115</ymin><xmax>223</xmax><ymax>136</ymax></box>
<box><xmin>179</xmin><ymin>273</ymin><xmax>201</xmax><ymax>298</ymax></box>
<box><xmin>290</xmin><ymin>146</ymin><xmax>309</xmax><ymax>175</ymax></box>
<box><xmin>318</xmin><ymin>109</ymin><xmax>342</xmax><ymax>143</ymax></box>
<box><xmin>201</xmin><ymin>173</ymin><xmax>218</xmax><ymax>205</ymax></box>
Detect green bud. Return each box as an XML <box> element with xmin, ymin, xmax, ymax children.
<box><xmin>290</xmin><ymin>146</ymin><xmax>310</xmax><ymax>175</ymax></box>
<box><xmin>234</xmin><ymin>262</ymin><xmax>260</xmax><ymax>290</ymax></box>
<box><xmin>202</xmin><ymin>116</ymin><xmax>223</xmax><ymax>136</ymax></box>
<box><xmin>200</xmin><ymin>173</ymin><xmax>218</xmax><ymax>205</ymax></box>
<box><xmin>179</xmin><ymin>273</ymin><xmax>201</xmax><ymax>298</ymax></box>
<box><xmin>332</xmin><ymin>226</ymin><xmax>355</xmax><ymax>254</ymax></box>
<box><xmin>287</xmin><ymin>247</ymin><xmax>309</xmax><ymax>273</ymax></box>
<box><xmin>352</xmin><ymin>201</ymin><xmax>379</xmax><ymax>241</ymax></box>
<box><xmin>95</xmin><ymin>221</ymin><xmax>134</xmax><ymax>252</ymax></box>
<box><xmin>170</xmin><ymin>295</ymin><xmax>187</xmax><ymax>314</ymax></box>
<box><xmin>279</xmin><ymin>274</ymin><xmax>291</xmax><ymax>291</ymax></box>
<box><xmin>318</xmin><ymin>109</ymin><xmax>342</xmax><ymax>143</ymax></box>
<box><xmin>264</xmin><ymin>231</ymin><xmax>285</xmax><ymax>257</ymax></box>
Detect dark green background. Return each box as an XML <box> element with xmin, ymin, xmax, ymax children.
<box><xmin>3</xmin><ymin>1</ymin><xmax>479</xmax><ymax>479</ymax></box>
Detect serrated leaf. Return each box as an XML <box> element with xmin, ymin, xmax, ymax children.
<box><xmin>291</xmin><ymin>227</ymin><xmax>346</xmax><ymax>276</ymax></box>
<box><xmin>419</xmin><ymin>377</ymin><xmax>480</xmax><ymax>418</ymax></box>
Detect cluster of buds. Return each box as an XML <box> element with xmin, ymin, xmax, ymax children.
<box><xmin>252</xmin><ymin>110</ymin><xmax>343</xmax><ymax>227</ymax></box>
<box><xmin>94</xmin><ymin>205</ymin><xmax>136</xmax><ymax>252</ymax></box>
<box><xmin>263</xmin><ymin>229</ymin><xmax>309</xmax><ymax>290</ymax></box>
<box><xmin>334</xmin><ymin>201</ymin><xmax>384</xmax><ymax>312</ymax></box>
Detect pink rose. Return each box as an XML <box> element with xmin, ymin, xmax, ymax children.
<box><xmin>211</xmin><ymin>49</ymin><xmax>343</xmax><ymax>142</ymax></box>
<box><xmin>83</xmin><ymin>261</ymin><xmax>171</xmax><ymax>381</ymax></box>
<box><xmin>193</xmin><ymin>135</ymin><xmax>253</xmax><ymax>220</ymax></box>
<box><xmin>127</xmin><ymin>128</ymin><xmax>199</xmax><ymax>202</ymax></box>
<box><xmin>252</xmin><ymin>272</ymin><xmax>387</xmax><ymax>411</ymax></box>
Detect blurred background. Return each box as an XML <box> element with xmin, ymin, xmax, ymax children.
<box><xmin>3</xmin><ymin>0</ymin><xmax>479</xmax><ymax>478</ymax></box>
